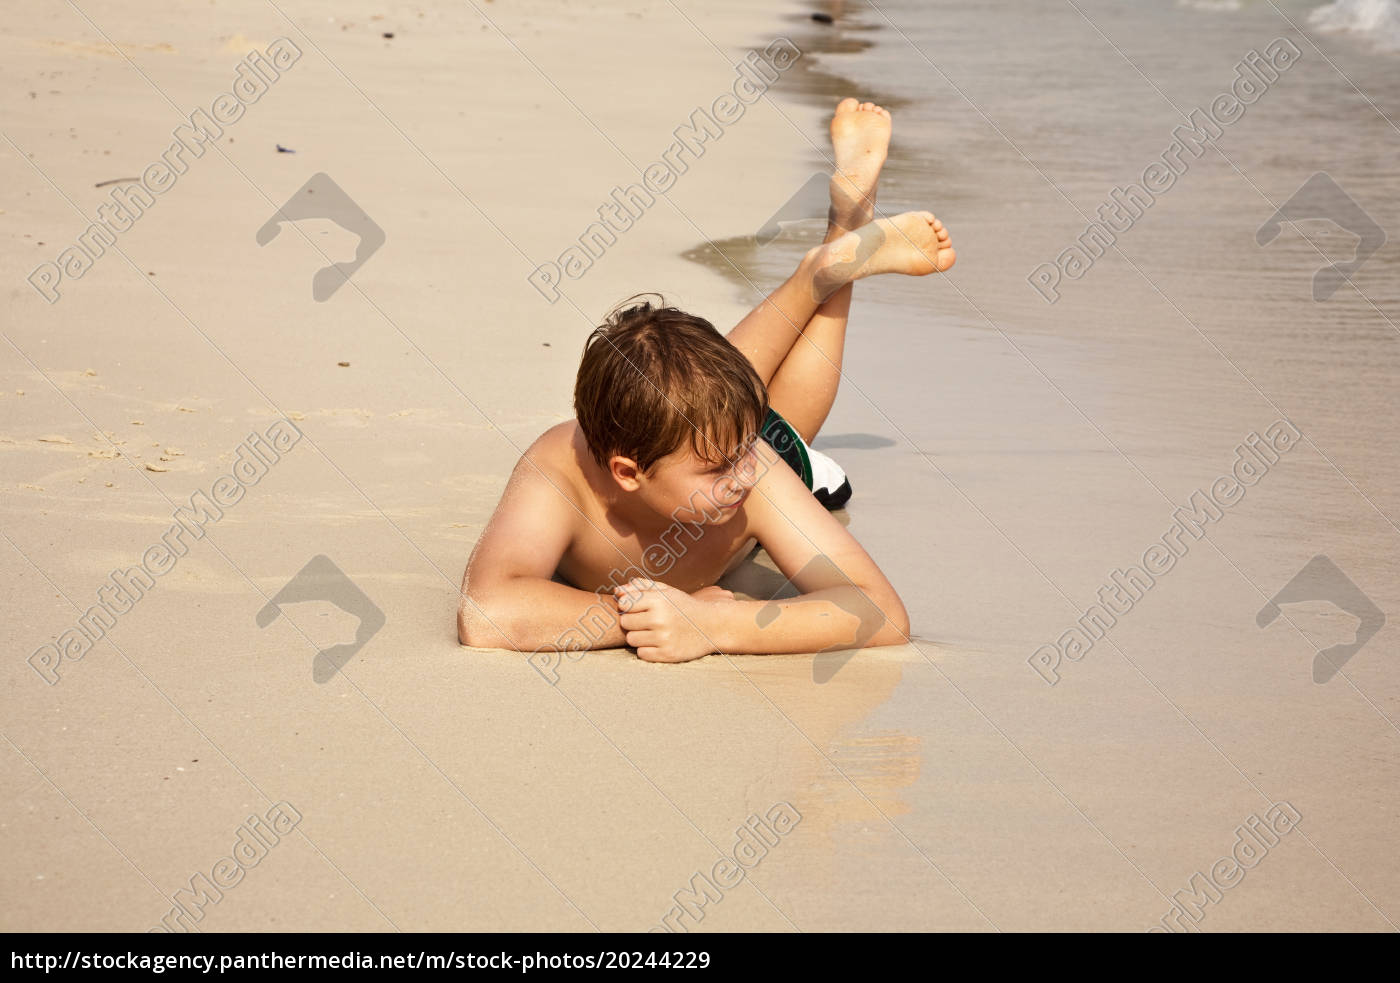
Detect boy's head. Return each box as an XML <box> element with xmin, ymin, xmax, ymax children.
<box><xmin>575</xmin><ymin>296</ymin><xmax>768</xmax><ymax>511</ymax></box>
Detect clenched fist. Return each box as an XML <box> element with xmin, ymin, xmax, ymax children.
<box><xmin>613</xmin><ymin>579</ymin><xmax>736</xmax><ymax>663</ymax></box>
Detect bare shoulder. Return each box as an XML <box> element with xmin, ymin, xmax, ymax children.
<box><xmin>510</xmin><ymin>419</ymin><xmax>593</xmax><ymax>507</ymax></box>
<box><xmin>466</xmin><ymin>421</ymin><xmax>584</xmax><ymax>588</ymax></box>
<box><xmin>523</xmin><ymin>420</ymin><xmax>584</xmax><ymax>484</ymax></box>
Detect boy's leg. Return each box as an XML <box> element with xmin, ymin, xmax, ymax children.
<box><xmin>727</xmin><ymin>100</ymin><xmax>890</xmax><ymax>445</ymax></box>
<box><xmin>724</xmin><ymin>251</ymin><xmax>841</xmax><ymax>393</ymax></box>
<box><xmin>730</xmin><ymin>211</ymin><xmax>952</xmax><ymax>416</ymax></box>
<box><xmin>762</xmin><ymin>238</ymin><xmax>857</xmax><ymax>447</ymax></box>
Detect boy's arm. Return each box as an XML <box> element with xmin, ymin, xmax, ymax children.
<box><xmin>457</xmin><ymin>445</ymin><xmax>627</xmax><ymax>652</ymax></box>
<box><xmin>713</xmin><ymin>445</ymin><xmax>910</xmax><ymax>653</ymax></box>
<box><xmin>615</xmin><ymin>443</ymin><xmax>910</xmax><ymax>661</ymax></box>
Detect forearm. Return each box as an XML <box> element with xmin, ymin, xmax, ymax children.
<box><xmin>459</xmin><ymin>576</ymin><xmax>625</xmax><ymax>651</ymax></box>
<box><xmin>709</xmin><ymin>584</ymin><xmax>908</xmax><ymax>655</ymax></box>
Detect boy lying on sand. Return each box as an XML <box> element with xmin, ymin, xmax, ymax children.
<box><xmin>458</xmin><ymin>98</ymin><xmax>954</xmax><ymax>665</ymax></box>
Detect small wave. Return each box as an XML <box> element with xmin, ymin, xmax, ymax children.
<box><xmin>1177</xmin><ymin>0</ymin><xmax>1243</xmax><ymax>11</ymax></box>
<box><xmin>1309</xmin><ymin>0</ymin><xmax>1400</xmax><ymax>51</ymax></box>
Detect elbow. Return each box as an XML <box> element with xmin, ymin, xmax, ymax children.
<box><xmin>838</xmin><ymin>583</ymin><xmax>910</xmax><ymax>649</ymax></box>
<box><xmin>869</xmin><ymin>620</ymin><xmax>910</xmax><ymax>648</ymax></box>
<box><xmin>456</xmin><ymin>602</ymin><xmax>480</xmax><ymax>647</ymax></box>
<box><xmin>869</xmin><ymin>594</ymin><xmax>910</xmax><ymax>647</ymax></box>
<box><xmin>828</xmin><ymin>585</ymin><xmax>907</xmax><ymax>655</ymax></box>
<box><xmin>883</xmin><ymin>619</ymin><xmax>911</xmax><ymax>646</ymax></box>
<box><xmin>458</xmin><ymin>592</ymin><xmax>514</xmax><ymax>649</ymax></box>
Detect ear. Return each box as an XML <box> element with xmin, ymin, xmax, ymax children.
<box><xmin>608</xmin><ymin>454</ymin><xmax>643</xmax><ymax>491</ymax></box>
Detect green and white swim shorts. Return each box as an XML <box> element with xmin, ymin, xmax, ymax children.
<box><xmin>758</xmin><ymin>406</ymin><xmax>853</xmax><ymax>511</ymax></box>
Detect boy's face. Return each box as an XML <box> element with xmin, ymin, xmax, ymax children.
<box><xmin>629</xmin><ymin>433</ymin><xmax>762</xmax><ymax>524</ymax></box>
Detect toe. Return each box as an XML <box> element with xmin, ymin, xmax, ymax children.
<box><xmin>836</xmin><ymin>96</ymin><xmax>859</xmax><ymax>114</ymax></box>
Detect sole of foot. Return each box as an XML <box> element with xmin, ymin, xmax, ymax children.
<box><xmin>829</xmin><ymin>98</ymin><xmax>891</xmax><ymax>232</ymax></box>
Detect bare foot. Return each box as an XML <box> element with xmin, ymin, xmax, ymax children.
<box><xmin>829</xmin><ymin>98</ymin><xmax>891</xmax><ymax>234</ymax></box>
<box><xmin>812</xmin><ymin>211</ymin><xmax>955</xmax><ymax>300</ymax></box>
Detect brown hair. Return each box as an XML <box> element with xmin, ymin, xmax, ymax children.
<box><xmin>574</xmin><ymin>295</ymin><xmax>768</xmax><ymax>476</ymax></box>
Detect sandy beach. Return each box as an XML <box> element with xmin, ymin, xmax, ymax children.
<box><xmin>3</xmin><ymin>0</ymin><xmax>1397</xmax><ymax>932</ymax></box>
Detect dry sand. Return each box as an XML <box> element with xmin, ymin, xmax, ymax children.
<box><xmin>2</xmin><ymin>0</ymin><xmax>1396</xmax><ymax>933</ymax></box>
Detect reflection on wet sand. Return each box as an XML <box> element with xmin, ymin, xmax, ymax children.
<box><xmin>719</xmin><ymin>544</ymin><xmax>924</xmax><ymax>847</ymax></box>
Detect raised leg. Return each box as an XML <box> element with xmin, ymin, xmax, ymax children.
<box><xmin>727</xmin><ymin>100</ymin><xmax>890</xmax><ymax>445</ymax></box>
<box><xmin>727</xmin><ymin>209</ymin><xmax>952</xmax><ymax>448</ymax></box>
<box><xmin>764</xmin><ymin>230</ymin><xmax>860</xmax><ymax>446</ymax></box>
<box><xmin>724</xmin><ymin>250</ymin><xmax>838</xmax><ymax>393</ymax></box>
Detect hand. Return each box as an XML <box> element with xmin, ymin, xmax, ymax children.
<box><xmin>613</xmin><ymin>578</ymin><xmax>730</xmax><ymax>663</ymax></box>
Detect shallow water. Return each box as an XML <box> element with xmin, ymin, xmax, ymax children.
<box><xmin>691</xmin><ymin>0</ymin><xmax>1400</xmax><ymax>928</ymax></box>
